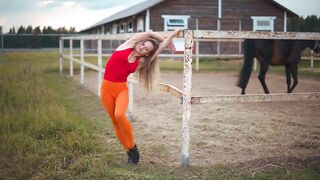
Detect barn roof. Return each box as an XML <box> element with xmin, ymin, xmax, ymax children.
<box><xmin>82</xmin><ymin>0</ymin><xmax>165</xmax><ymax>31</ymax></box>
<box><xmin>81</xmin><ymin>0</ymin><xmax>298</xmax><ymax>32</ymax></box>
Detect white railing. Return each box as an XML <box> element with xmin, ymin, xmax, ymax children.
<box><xmin>59</xmin><ymin>30</ymin><xmax>320</xmax><ymax>167</ymax></box>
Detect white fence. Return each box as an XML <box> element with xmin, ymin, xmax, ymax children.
<box><xmin>59</xmin><ymin>30</ymin><xmax>320</xmax><ymax>167</ymax></box>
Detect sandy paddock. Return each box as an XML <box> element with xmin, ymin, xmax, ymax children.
<box><xmin>74</xmin><ymin>70</ymin><xmax>320</xmax><ymax>169</ymax></box>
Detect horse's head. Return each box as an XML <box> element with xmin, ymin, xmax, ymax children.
<box><xmin>312</xmin><ymin>40</ymin><xmax>320</xmax><ymax>56</ymax></box>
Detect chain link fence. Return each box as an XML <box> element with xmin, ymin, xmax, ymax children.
<box><xmin>0</xmin><ymin>34</ymin><xmax>80</xmax><ymax>49</ymax></box>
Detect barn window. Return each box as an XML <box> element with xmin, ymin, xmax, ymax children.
<box><xmin>97</xmin><ymin>28</ymin><xmax>101</xmax><ymax>34</ymax></box>
<box><xmin>161</xmin><ymin>15</ymin><xmax>190</xmax><ymax>31</ymax></box>
<box><xmin>137</xmin><ymin>17</ymin><xmax>144</xmax><ymax>32</ymax></box>
<box><xmin>251</xmin><ymin>16</ymin><xmax>276</xmax><ymax>32</ymax></box>
<box><xmin>112</xmin><ymin>24</ymin><xmax>117</xmax><ymax>34</ymax></box>
<box><xmin>128</xmin><ymin>21</ymin><xmax>133</xmax><ymax>33</ymax></box>
<box><xmin>105</xmin><ymin>27</ymin><xmax>110</xmax><ymax>34</ymax></box>
<box><xmin>120</xmin><ymin>23</ymin><xmax>126</xmax><ymax>33</ymax></box>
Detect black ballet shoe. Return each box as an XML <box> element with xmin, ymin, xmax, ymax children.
<box><xmin>127</xmin><ymin>144</ymin><xmax>140</xmax><ymax>164</ymax></box>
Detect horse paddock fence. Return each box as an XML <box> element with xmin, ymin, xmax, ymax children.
<box><xmin>59</xmin><ymin>30</ymin><xmax>320</xmax><ymax>167</ymax></box>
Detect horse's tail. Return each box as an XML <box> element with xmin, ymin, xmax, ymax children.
<box><xmin>237</xmin><ymin>39</ymin><xmax>255</xmax><ymax>90</ymax></box>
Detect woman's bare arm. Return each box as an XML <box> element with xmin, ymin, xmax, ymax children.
<box><xmin>128</xmin><ymin>30</ymin><xmax>166</xmax><ymax>44</ymax></box>
<box><xmin>149</xmin><ymin>29</ymin><xmax>181</xmax><ymax>61</ymax></box>
<box><xmin>117</xmin><ymin>30</ymin><xmax>169</xmax><ymax>50</ymax></box>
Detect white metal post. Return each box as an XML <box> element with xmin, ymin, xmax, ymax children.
<box><xmin>59</xmin><ymin>38</ymin><xmax>64</xmax><ymax>73</ymax></box>
<box><xmin>254</xmin><ymin>58</ymin><xmax>258</xmax><ymax>71</ymax></box>
<box><xmin>217</xmin><ymin>19</ymin><xmax>221</xmax><ymax>55</ymax></box>
<box><xmin>128</xmin><ymin>78</ymin><xmax>134</xmax><ymax>121</ymax></box>
<box><xmin>284</xmin><ymin>11</ymin><xmax>287</xmax><ymax>32</ymax></box>
<box><xmin>311</xmin><ymin>49</ymin><xmax>314</xmax><ymax>72</ymax></box>
<box><xmin>181</xmin><ymin>30</ymin><xmax>193</xmax><ymax>167</ymax></box>
<box><xmin>1</xmin><ymin>34</ymin><xmax>3</xmax><ymax>50</ymax></box>
<box><xmin>196</xmin><ymin>18</ymin><xmax>199</xmax><ymax>72</ymax></box>
<box><xmin>69</xmin><ymin>39</ymin><xmax>73</xmax><ymax>77</ymax></box>
<box><xmin>217</xmin><ymin>0</ymin><xmax>222</xmax><ymax>56</ymax></box>
<box><xmin>80</xmin><ymin>39</ymin><xmax>84</xmax><ymax>86</ymax></box>
<box><xmin>146</xmin><ymin>9</ymin><xmax>150</xmax><ymax>31</ymax></box>
<box><xmin>97</xmin><ymin>39</ymin><xmax>103</xmax><ymax>97</ymax></box>
<box><xmin>239</xmin><ymin>19</ymin><xmax>242</xmax><ymax>55</ymax></box>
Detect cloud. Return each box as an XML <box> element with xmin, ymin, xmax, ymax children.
<box><xmin>36</xmin><ymin>0</ymin><xmax>54</xmax><ymax>8</ymax></box>
<box><xmin>0</xmin><ymin>0</ymin><xmax>148</xmax><ymax>32</ymax></box>
<box><xmin>2</xmin><ymin>2</ymin><xmax>127</xmax><ymax>32</ymax></box>
<box><xmin>61</xmin><ymin>1</ymin><xmax>81</xmax><ymax>8</ymax></box>
<box><xmin>0</xmin><ymin>0</ymin><xmax>36</xmax><ymax>11</ymax></box>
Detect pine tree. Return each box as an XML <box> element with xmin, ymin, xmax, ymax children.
<box><xmin>47</xmin><ymin>26</ymin><xmax>55</xmax><ymax>34</ymax></box>
<box><xmin>42</xmin><ymin>26</ymin><xmax>48</xmax><ymax>34</ymax></box>
<box><xmin>33</xmin><ymin>26</ymin><xmax>41</xmax><ymax>34</ymax></box>
<box><xmin>25</xmin><ymin>25</ymin><xmax>33</xmax><ymax>34</ymax></box>
<box><xmin>17</xmin><ymin>26</ymin><xmax>26</xmax><ymax>34</ymax></box>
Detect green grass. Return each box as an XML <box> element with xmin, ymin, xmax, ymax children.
<box><xmin>0</xmin><ymin>51</ymin><xmax>319</xmax><ymax>179</ymax></box>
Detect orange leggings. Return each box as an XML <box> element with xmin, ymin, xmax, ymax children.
<box><xmin>100</xmin><ymin>79</ymin><xmax>135</xmax><ymax>151</ymax></box>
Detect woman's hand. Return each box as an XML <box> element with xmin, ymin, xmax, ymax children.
<box><xmin>167</xmin><ymin>41</ymin><xmax>176</xmax><ymax>52</ymax></box>
<box><xmin>172</xmin><ymin>28</ymin><xmax>181</xmax><ymax>37</ymax></box>
<box><xmin>167</xmin><ymin>28</ymin><xmax>181</xmax><ymax>52</ymax></box>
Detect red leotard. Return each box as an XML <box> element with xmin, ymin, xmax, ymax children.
<box><xmin>104</xmin><ymin>48</ymin><xmax>139</xmax><ymax>82</ymax></box>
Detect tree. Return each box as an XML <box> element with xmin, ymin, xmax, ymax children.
<box><xmin>25</xmin><ymin>25</ymin><xmax>33</xmax><ymax>34</ymax></box>
<box><xmin>57</xmin><ymin>27</ymin><xmax>67</xmax><ymax>34</ymax></box>
<box><xmin>69</xmin><ymin>27</ymin><xmax>77</xmax><ymax>33</ymax></box>
<box><xmin>46</xmin><ymin>26</ymin><xmax>56</xmax><ymax>34</ymax></box>
<box><xmin>305</xmin><ymin>15</ymin><xmax>320</xmax><ymax>32</ymax></box>
<box><xmin>288</xmin><ymin>15</ymin><xmax>320</xmax><ymax>32</ymax></box>
<box><xmin>42</xmin><ymin>26</ymin><xmax>48</xmax><ymax>34</ymax></box>
<box><xmin>17</xmin><ymin>26</ymin><xmax>26</xmax><ymax>34</ymax></box>
<box><xmin>33</xmin><ymin>26</ymin><xmax>41</xmax><ymax>34</ymax></box>
<box><xmin>9</xmin><ymin>27</ymin><xmax>16</xmax><ymax>34</ymax></box>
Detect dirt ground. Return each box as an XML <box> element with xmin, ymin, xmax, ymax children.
<box><xmin>74</xmin><ymin>70</ymin><xmax>320</xmax><ymax>168</ymax></box>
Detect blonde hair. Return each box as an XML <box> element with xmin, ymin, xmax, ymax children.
<box><xmin>137</xmin><ymin>38</ymin><xmax>160</xmax><ymax>93</ymax></box>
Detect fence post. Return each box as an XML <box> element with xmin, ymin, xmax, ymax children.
<box><xmin>97</xmin><ymin>39</ymin><xmax>103</xmax><ymax>97</ymax></box>
<box><xmin>80</xmin><ymin>39</ymin><xmax>84</xmax><ymax>87</ymax></box>
<box><xmin>195</xmin><ymin>18</ymin><xmax>199</xmax><ymax>72</ymax></box>
<box><xmin>128</xmin><ymin>78</ymin><xmax>134</xmax><ymax>121</ymax></box>
<box><xmin>311</xmin><ymin>49</ymin><xmax>314</xmax><ymax>72</ymax></box>
<box><xmin>181</xmin><ymin>30</ymin><xmax>193</xmax><ymax>167</ymax></box>
<box><xmin>253</xmin><ymin>58</ymin><xmax>257</xmax><ymax>71</ymax></box>
<box><xmin>59</xmin><ymin>38</ymin><xmax>64</xmax><ymax>73</ymax></box>
<box><xmin>239</xmin><ymin>19</ymin><xmax>242</xmax><ymax>55</ymax></box>
<box><xmin>1</xmin><ymin>33</ymin><xmax>4</xmax><ymax>50</ymax></box>
<box><xmin>69</xmin><ymin>39</ymin><xmax>73</xmax><ymax>77</ymax></box>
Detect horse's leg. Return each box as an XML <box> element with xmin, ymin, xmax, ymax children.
<box><xmin>241</xmin><ymin>89</ymin><xmax>246</xmax><ymax>95</ymax></box>
<box><xmin>285</xmin><ymin>64</ymin><xmax>292</xmax><ymax>93</ymax></box>
<box><xmin>258</xmin><ymin>62</ymin><xmax>270</xmax><ymax>94</ymax></box>
<box><xmin>288</xmin><ymin>64</ymin><xmax>298</xmax><ymax>93</ymax></box>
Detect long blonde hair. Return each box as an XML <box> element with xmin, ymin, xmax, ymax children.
<box><xmin>137</xmin><ymin>38</ymin><xmax>160</xmax><ymax>93</ymax></box>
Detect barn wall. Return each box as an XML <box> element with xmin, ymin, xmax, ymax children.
<box><xmin>86</xmin><ymin>0</ymin><xmax>293</xmax><ymax>56</ymax></box>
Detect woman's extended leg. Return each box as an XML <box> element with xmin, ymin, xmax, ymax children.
<box><xmin>114</xmin><ymin>89</ymin><xmax>135</xmax><ymax>149</ymax></box>
<box><xmin>101</xmin><ymin>89</ymin><xmax>130</xmax><ymax>150</ymax></box>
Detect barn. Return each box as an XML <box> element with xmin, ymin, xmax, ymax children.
<box><xmin>81</xmin><ymin>0</ymin><xmax>298</xmax><ymax>55</ymax></box>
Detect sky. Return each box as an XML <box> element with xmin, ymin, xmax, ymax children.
<box><xmin>0</xmin><ymin>0</ymin><xmax>320</xmax><ymax>33</ymax></box>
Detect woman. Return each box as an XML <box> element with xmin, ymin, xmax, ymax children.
<box><xmin>100</xmin><ymin>29</ymin><xmax>180</xmax><ymax>164</ymax></box>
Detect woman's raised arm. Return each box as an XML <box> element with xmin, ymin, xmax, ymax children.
<box><xmin>149</xmin><ymin>28</ymin><xmax>181</xmax><ymax>61</ymax></box>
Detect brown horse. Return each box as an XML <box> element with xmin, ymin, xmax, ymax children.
<box><xmin>237</xmin><ymin>39</ymin><xmax>320</xmax><ymax>94</ymax></box>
